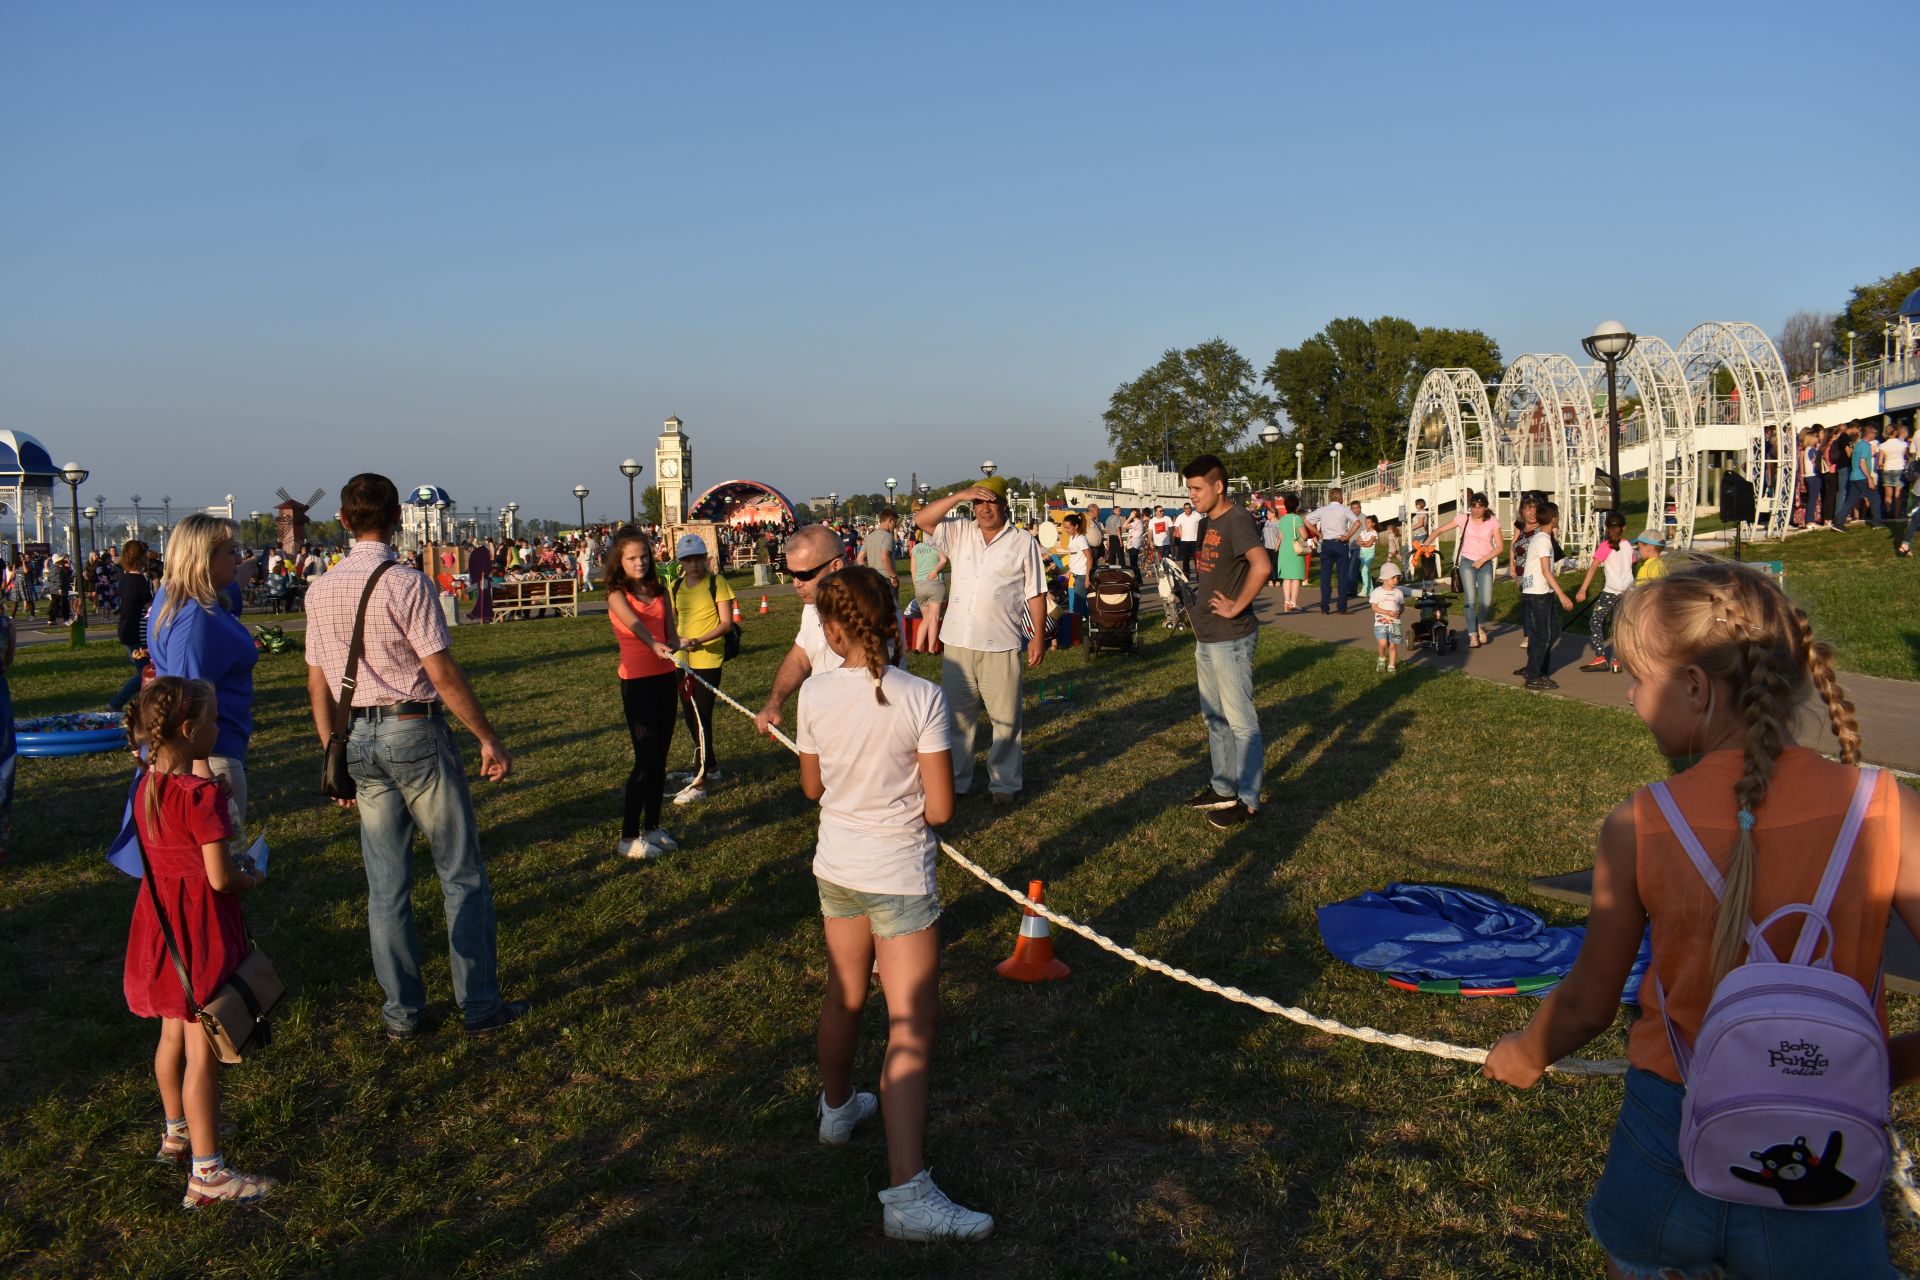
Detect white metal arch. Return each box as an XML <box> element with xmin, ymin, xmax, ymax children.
<box><xmin>1676</xmin><ymin>321</ymin><xmax>1795</xmax><ymax>539</ymax></box>
<box><xmin>1400</xmin><ymin>367</ymin><xmax>1503</xmax><ymax>525</ymax></box>
<box><xmin>1616</xmin><ymin>335</ymin><xmax>1698</xmax><ymax>549</ymax></box>
<box><xmin>1492</xmin><ymin>353</ymin><xmax>1603</xmax><ymax>560</ymax></box>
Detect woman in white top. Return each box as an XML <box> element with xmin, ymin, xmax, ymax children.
<box><xmin>1880</xmin><ymin>423</ymin><xmax>1911</xmax><ymax>520</ymax></box>
<box><xmin>1572</xmin><ymin>511</ymin><xmax>1634</xmax><ymax>673</ymax></box>
<box><xmin>796</xmin><ymin>565</ymin><xmax>991</xmax><ymax>1243</ymax></box>
<box><xmin>1062</xmin><ymin>513</ymin><xmax>1092</xmax><ymax>627</ymax></box>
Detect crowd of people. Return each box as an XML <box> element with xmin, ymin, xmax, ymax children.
<box><xmin>17</xmin><ymin>451</ymin><xmax>1920</xmax><ymax>1269</ymax></box>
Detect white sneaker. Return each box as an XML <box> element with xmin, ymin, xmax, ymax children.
<box><xmin>621</xmin><ymin>837</ymin><xmax>658</xmax><ymax>861</ymax></box>
<box><xmin>878</xmin><ymin>1168</ymin><xmax>993</xmax><ymax>1241</ymax></box>
<box><xmin>669</xmin><ymin>769</ymin><xmax>723</xmax><ymax>784</ymax></box>
<box><xmin>645</xmin><ymin>829</ymin><xmax>679</xmax><ymax>853</ymax></box>
<box><xmin>672</xmin><ymin>785</ymin><xmax>707</xmax><ymax>806</ymax></box>
<box><xmin>816</xmin><ymin>1089</ymin><xmax>877</xmax><ymax>1145</ymax></box>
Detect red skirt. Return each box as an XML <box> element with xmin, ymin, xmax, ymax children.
<box><xmin>125</xmin><ymin>863</ymin><xmax>248</xmax><ymax>1021</ymax></box>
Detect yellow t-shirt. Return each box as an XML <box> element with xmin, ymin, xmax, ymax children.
<box><xmin>1635</xmin><ymin>555</ymin><xmax>1668</xmax><ymax>582</ymax></box>
<box><xmin>669</xmin><ymin>572</ymin><xmax>737</xmax><ymax>669</ymax></box>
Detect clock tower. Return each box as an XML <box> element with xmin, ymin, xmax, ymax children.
<box><xmin>655</xmin><ymin>415</ymin><xmax>692</xmax><ymax>525</ymax></box>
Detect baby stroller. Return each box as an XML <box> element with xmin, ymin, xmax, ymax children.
<box><xmin>1086</xmin><ymin>566</ymin><xmax>1139</xmax><ymax>657</ymax></box>
<box><xmin>1151</xmin><ymin>550</ymin><xmax>1193</xmax><ymax>631</ymax></box>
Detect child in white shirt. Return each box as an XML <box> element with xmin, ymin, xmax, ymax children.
<box><xmin>1369</xmin><ymin>561</ymin><xmax>1407</xmax><ymax>673</ymax></box>
<box><xmin>795</xmin><ymin>565</ymin><xmax>992</xmax><ymax>1244</ymax></box>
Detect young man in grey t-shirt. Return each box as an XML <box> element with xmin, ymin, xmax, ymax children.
<box><xmin>862</xmin><ymin>508</ymin><xmax>900</xmax><ymax>588</ymax></box>
<box><xmin>1181</xmin><ymin>455</ymin><xmax>1269</xmax><ymax>829</ymax></box>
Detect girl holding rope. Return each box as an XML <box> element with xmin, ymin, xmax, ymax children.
<box><xmin>795</xmin><ymin>565</ymin><xmax>991</xmax><ymax>1243</ymax></box>
<box><xmin>1485</xmin><ymin>559</ymin><xmax>1920</xmax><ymax>1279</ymax></box>
<box><xmin>604</xmin><ymin>526</ymin><xmax>681</xmax><ymax>860</ymax></box>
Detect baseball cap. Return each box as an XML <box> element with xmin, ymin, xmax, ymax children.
<box><xmin>1632</xmin><ymin>531</ymin><xmax>1665</xmax><ymax>547</ymax></box>
<box><xmin>675</xmin><ymin>534</ymin><xmax>710</xmax><ymax>559</ymax></box>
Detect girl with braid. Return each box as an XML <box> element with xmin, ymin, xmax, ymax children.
<box><xmin>795</xmin><ymin>566</ymin><xmax>991</xmax><ymax>1243</ymax></box>
<box><xmin>1486</xmin><ymin>560</ymin><xmax>1920</xmax><ymax>1278</ymax></box>
<box><xmin>122</xmin><ymin>678</ymin><xmax>276</xmax><ymax>1208</ymax></box>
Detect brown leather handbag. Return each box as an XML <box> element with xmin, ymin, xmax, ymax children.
<box><xmin>139</xmin><ymin>838</ymin><xmax>285</xmax><ymax>1064</ymax></box>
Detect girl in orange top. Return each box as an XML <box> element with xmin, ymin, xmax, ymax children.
<box><xmin>604</xmin><ymin>526</ymin><xmax>680</xmax><ymax>861</ymax></box>
<box><xmin>1485</xmin><ymin>559</ymin><xmax>1920</xmax><ymax>1279</ymax></box>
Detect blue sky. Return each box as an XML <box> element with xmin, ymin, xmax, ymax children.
<box><xmin>3</xmin><ymin>2</ymin><xmax>1915</xmax><ymax>523</ymax></box>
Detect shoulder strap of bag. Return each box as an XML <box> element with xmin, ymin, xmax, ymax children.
<box><xmin>133</xmin><ymin>780</ymin><xmax>200</xmax><ymax>1018</ymax></box>
<box><xmin>1790</xmin><ymin>766</ymin><xmax>1881</xmax><ymax>965</ymax></box>
<box><xmin>1647</xmin><ymin>780</ymin><xmax>1776</xmax><ymax>961</ymax></box>
<box><xmin>332</xmin><ymin>560</ymin><xmax>398</xmax><ymax>738</ymax></box>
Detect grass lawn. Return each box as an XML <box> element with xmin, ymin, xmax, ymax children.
<box><xmin>5</xmin><ymin>610</ymin><xmax>1919</xmax><ymax>1277</ymax></box>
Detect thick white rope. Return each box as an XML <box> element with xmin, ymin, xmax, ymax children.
<box><xmin>683</xmin><ymin>666</ymin><xmax>1920</xmax><ymax>1212</ymax></box>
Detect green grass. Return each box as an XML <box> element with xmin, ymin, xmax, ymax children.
<box><xmin>4</xmin><ymin>612</ymin><xmax>1919</xmax><ymax>1277</ymax></box>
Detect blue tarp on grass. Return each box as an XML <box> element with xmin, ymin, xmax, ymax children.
<box><xmin>1317</xmin><ymin>882</ymin><xmax>1651</xmax><ymax>1002</ymax></box>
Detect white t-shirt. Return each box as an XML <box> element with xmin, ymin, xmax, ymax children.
<box><xmin>1149</xmin><ymin>515</ymin><xmax>1172</xmax><ymax>546</ymax></box>
<box><xmin>1124</xmin><ymin>517</ymin><xmax>1145</xmax><ymax>549</ymax></box>
<box><xmin>1593</xmin><ymin>539</ymin><xmax>1636</xmax><ymax>593</ymax></box>
<box><xmin>1880</xmin><ymin>438</ymin><xmax>1910</xmax><ymax>474</ymax></box>
<box><xmin>795</xmin><ymin>600</ymin><xmax>906</xmax><ymax>671</ymax></box>
<box><xmin>796</xmin><ymin>666</ymin><xmax>951</xmax><ymax>896</ymax></box>
<box><xmin>1520</xmin><ymin>532</ymin><xmax>1556</xmax><ymax>595</ymax></box>
<box><xmin>1067</xmin><ymin>534</ymin><xmax>1091</xmax><ymax>579</ymax></box>
<box><xmin>1369</xmin><ymin>585</ymin><xmax>1405</xmax><ymax>625</ymax></box>
<box><xmin>1175</xmin><ymin>510</ymin><xmax>1204</xmax><ymax>542</ymax></box>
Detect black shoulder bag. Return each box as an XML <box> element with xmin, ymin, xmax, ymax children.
<box><xmin>321</xmin><ymin>560</ymin><xmax>397</xmax><ymax>799</ymax></box>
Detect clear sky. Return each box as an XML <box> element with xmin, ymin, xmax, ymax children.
<box><xmin>3</xmin><ymin>2</ymin><xmax>1915</xmax><ymax>523</ymax></box>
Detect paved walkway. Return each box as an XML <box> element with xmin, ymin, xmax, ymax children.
<box><xmin>1249</xmin><ymin>583</ymin><xmax>1920</xmax><ymax>776</ymax></box>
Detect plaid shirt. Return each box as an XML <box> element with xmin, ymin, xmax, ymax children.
<box><xmin>303</xmin><ymin>542</ymin><xmax>449</xmax><ymax>707</ymax></box>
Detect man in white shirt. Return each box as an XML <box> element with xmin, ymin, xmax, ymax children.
<box><xmin>1149</xmin><ymin>507</ymin><xmax>1173</xmax><ymax>556</ymax></box>
<box><xmin>1174</xmin><ymin>503</ymin><xmax>1203</xmax><ymax>575</ymax></box>
<box><xmin>912</xmin><ymin>475</ymin><xmax>1047</xmax><ymax>805</ymax></box>
<box><xmin>756</xmin><ymin>524</ymin><xmax>907</xmax><ymax>739</ymax></box>
<box><xmin>1305</xmin><ymin>488</ymin><xmax>1360</xmax><ymax>614</ymax></box>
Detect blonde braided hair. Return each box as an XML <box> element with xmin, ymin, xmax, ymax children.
<box><xmin>1613</xmin><ymin>557</ymin><xmax>1861</xmax><ymax>982</ymax></box>
<box><xmin>813</xmin><ymin>565</ymin><xmax>897</xmax><ymax>706</ymax></box>
<box><xmin>124</xmin><ymin>676</ymin><xmax>218</xmax><ymax>836</ymax></box>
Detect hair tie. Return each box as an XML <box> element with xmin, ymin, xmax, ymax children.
<box><xmin>1738</xmin><ymin>809</ymin><xmax>1756</xmax><ymax>831</ymax></box>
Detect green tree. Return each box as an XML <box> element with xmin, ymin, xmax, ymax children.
<box><xmin>1265</xmin><ymin>318</ymin><xmax>1503</xmax><ymax>467</ymax></box>
<box><xmin>641</xmin><ymin>485</ymin><xmax>662</xmax><ymax>526</ymax></box>
<box><xmin>1102</xmin><ymin>338</ymin><xmax>1274</xmax><ymax>470</ymax></box>
<box><xmin>1835</xmin><ymin>265</ymin><xmax>1920</xmax><ymax>357</ymax></box>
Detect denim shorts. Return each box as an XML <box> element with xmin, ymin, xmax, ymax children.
<box><xmin>816</xmin><ymin>876</ymin><xmax>941</xmax><ymax>939</ymax></box>
<box><xmin>1586</xmin><ymin>1068</ymin><xmax>1895</xmax><ymax>1279</ymax></box>
<box><xmin>1372</xmin><ymin>620</ymin><xmax>1403</xmax><ymax>643</ymax></box>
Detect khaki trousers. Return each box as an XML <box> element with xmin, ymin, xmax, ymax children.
<box><xmin>941</xmin><ymin>645</ymin><xmax>1023</xmax><ymax>796</ymax></box>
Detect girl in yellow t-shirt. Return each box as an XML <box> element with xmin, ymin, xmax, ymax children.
<box><xmin>667</xmin><ymin>535</ymin><xmax>737</xmax><ymax>803</ymax></box>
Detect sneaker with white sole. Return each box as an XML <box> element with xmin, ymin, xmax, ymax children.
<box><xmin>672</xmin><ymin>785</ymin><xmax>707</xmax><ymax>806</ymax></box>
<box><xmin>620</xmin><ymin>836</ymin><xmax>658</xmax><ymax>861</ymax></box>
<box><xmin>817</xmin><ymin>1089</ymin><xmax>877</xmax><ymax>1145</ymax></box>
<box><xmin>182</xmin><ymin>1164</ymin><xmax>277</xmax><ymax>1209</ymax></box>
<box><xmin>645</xmin><ymin>829</ymin><xmax>679</xmax><ymax>853</ymax></box>
<box><xmin>878</xmin><ymin>1168</ymin><xmax>993</xmax><ymax>1241</ymax></box>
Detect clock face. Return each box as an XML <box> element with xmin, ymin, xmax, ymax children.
<box><xmin>660</xmin><ymin>459</ymin><xmax>679</xmax><ymax>478</ymax></box>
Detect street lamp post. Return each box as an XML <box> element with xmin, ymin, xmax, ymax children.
<box><xmin>980</xmin><ymin>460</ymin><xmax>996</xmax><ymax>478</ymax></box>
<box><xmin>1294</xmin><ymin>443</ymin><xmax>1304</xmax><ymax>491</ymax></box>
<box><xmin>886</xmin><ymin>476</ymin><xmax>897</xmax><ymax>508</ymax></box>
<box><xmin>1259</xmin><ymin>424</ymin><xmax>1282</xmax><ymax>491</ymax></box>
<box><xmin>1332</xmin><ymin>443</ymin><xmax>1344</xmax><ymax>486</ymax></box>
<box><xmin>60</xmin><ymin>462</ymin><xmax>90</xmax><ymax>645</ymax></box>
<box><xmin>619</xmin><ymin>458</ymin><xmax>643</xmax><ymax>525</ymax></box>
<box><xmin>573</xmin><ymin>485</ymin><xmax>590</xmax><ymax>532</ymax></box>
<box><xmin>1847</xmin><ymin>330</ymin><xmax>1856</xmax><ymax>382</ymax></box>
<box><xmin>1813</xmin><ymin>340</ymin><xmax>1823</xmax><ymax>388</ymax></box>
<box><xmin>826</xmin><ymin>491</ymin><xmax>838</xmax><ymax>522</ymax></box>
<box><xmin>1581</xmin><ymin>320</ymin><xmax>1638</xmax><ymax>520</ymax></box>
<box><xmin>84</xmin><ymin>506</ymin><xmax>100</xmax><ymax>558</ymax></box>
<box><xmin>130</xmin><ymin>494</ymin><xmax>143</xmax><ymax>543</ymax></box>
<box><xmin>506</xmin><ymin>501</ymin><xmax>519</xmax><ymax>542</ymax></box>
<box><xmin>161</xmin><ymin>496</ymin><xmax>172</xmax><ymax>547</ymax></box>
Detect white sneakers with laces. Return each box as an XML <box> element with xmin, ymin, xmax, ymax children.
<box><xmin>672</xmin><ymin>784</ymin><xmax>707</xmax><ymax>806</ymax></box>
<box><xmin>816</xmin><ymin>1089</ymin><xmax>876</xmax><ymax>1144</ymax></box>
<box><xmin>878</xmin><ymin>1168</ymin><xmax>994</xmax><ymax>1241</ymax></box>
<box><xmin>645</xmin><ymin>829</ymin><xmax>679</xmax><ymax>854</ymax></box>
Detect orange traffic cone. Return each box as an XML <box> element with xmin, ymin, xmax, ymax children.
<box><xmin>996</xmin><ymin>880</ymin><xmax>1070</xmax><ymax>982</ymax></box>
<box><xmin>732</xmin><ymin>599</ymin><xmax>743</xmax><ymax>623</ymax></box>
<box><xmin>758</xmin><ymin>594</ymin><xmax>769</xmax><ymax>615</ymax></box>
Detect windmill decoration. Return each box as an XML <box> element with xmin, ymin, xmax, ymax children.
<box><xmin>274</xmin><ymin>485</ymin><xmax>326</xmax><ymax>554</ymax></box>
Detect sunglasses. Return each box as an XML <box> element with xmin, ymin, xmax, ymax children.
<box><xmin>785</xmin><ymin>554</ymin><xmax>845</xmax><ymax>582</ymax></box>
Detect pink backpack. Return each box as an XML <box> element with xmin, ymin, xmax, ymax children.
<box><xmin>1648</xmin><ymin>767</ymin><xmax>1889</xmax><ymax>1211</ymax></box>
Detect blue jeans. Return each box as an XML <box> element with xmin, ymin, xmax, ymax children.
<box><xmin>345</xmin><ymin>713</ymin><xmax>503</xmax><ymax>1030</ymax></box>
<box><xmin>1800</xmin><ymin>473</ymin><xmax>1822</xmax><ymax>524</ymax></box>
<box><xmin>1319</xmin><ymin>540</ymin><xmax>1351</xmax><ymax>612</ymax></box>
<box><xmin>1840</xmin><ymin>477</ymin><xmax>1881</xmax><ymax>526</ymax></box>
<box><xmin>1459</xmin><ymin>560</ymin><xmax>1494</xmax><ymax>635</ymax></box>
<box><xmin>1587</xmin><ymin>1069</ymin><xmax>1893</xmax><ymax>1278</ymax></box>
<box><xmin>1193</xmin><ymin>632</ymin><xmax>1262</xmax><ymax>809</ymax></box>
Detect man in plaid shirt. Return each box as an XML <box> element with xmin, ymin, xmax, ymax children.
<box><xmin>305</xmin><ymin>472</ymin><xmax>528</xmax><ymax>1040</ymax></box>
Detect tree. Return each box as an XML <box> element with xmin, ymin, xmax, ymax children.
<box><xmin>1836</xmin><ymin>265</ymin><xmax>1920</xmax><ymax>360</ymax></box>
<box><xmin>1776</xmin><ymin>309</ymin><xmax>1837</xmax><ymax>379</ymax></box>
<box><xmin>1102</xmin><ymin>338</ymin><xmax>1274</xmax><ymax>471</ymax></box>
<box><xmin>641</xmin><ymin>485</ymin><xmax>662</xmax><ymax>526</ymax></box>
<box><xmin>1265</xmin><ymin>318</ymin><xmax>1503</xmax><ymax>467</ymax></box>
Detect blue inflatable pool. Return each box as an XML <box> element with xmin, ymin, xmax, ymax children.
<box><xmin>15</xmin><ymin>713</ymin><xmax>128</xmax><ymax>758</ymax></box>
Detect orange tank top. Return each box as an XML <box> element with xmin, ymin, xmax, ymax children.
<box><xmin>1629</xmin><ymin>747</ymin><xmax>1901</xmax><ymax>1084</ymax></box>
<box><xmin>611</xmin><ymin>590</ymin><xmax>675</xmax><ymax>680</ymax></box>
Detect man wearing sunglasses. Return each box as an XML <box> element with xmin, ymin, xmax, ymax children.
<box><xmin>753</xmin><ymin>524</ymin><xmax>851</xmax><ymax>738</ymax></box>
<box><xmin>912</xmin><ymin>475</ymin><xmax>1047</xmax><ymax>806</ymax></box>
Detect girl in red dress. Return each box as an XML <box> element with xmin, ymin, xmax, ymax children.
<box><xmin>123</xmin><ymin>677</ymin><xmax>276</xmax><ymax>1208</ymax></box>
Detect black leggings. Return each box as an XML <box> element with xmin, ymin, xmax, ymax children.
<box><xmin>680</xmin><ymin>665</ymin><xmax>722</xmax><ymax>780</ymax></box>
<box><xmin>621</xmin><ymin>673</ymin><xmax>679</xmax><ymax>838</ymax></box>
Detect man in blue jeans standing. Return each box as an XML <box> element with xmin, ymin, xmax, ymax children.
<box><xmin>1306</xmin><ymin>487</ymin><xmax>1358</xmax><ymax>614</ymax></box>
<box><xmin>305</xmin><ymin>473</ymin><xmax>528</xmax><ymax>1041</ymax></box>
<box><xmin>1180</xmin><ymin>454</ymin><xmax>1270</xmax><ymax>830</ymax></box>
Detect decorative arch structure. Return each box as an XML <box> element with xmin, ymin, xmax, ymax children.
<box><xmin>1615</xmin><ymin>336</ymin><xmax>1697</xmax><ymax>548</ymax></box>
<box><xmin>1492</xmin><ymin>353</ymin><xmax>1603</xmax><ymax>554</ymax></box>
<box><xmin>1400</xmin><ymin>368</ymin><xmax>1504</xmax><ymax>522</ymax></box>
<box><xmin>1676</xmin><ymin>321</ymin><xmax>1794</xmax><ymax>539</ymax></box>
<box><xmin>687</xmin><ymin>479</ymin><xmax>805</xmax><ymax>526</ymax></box>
